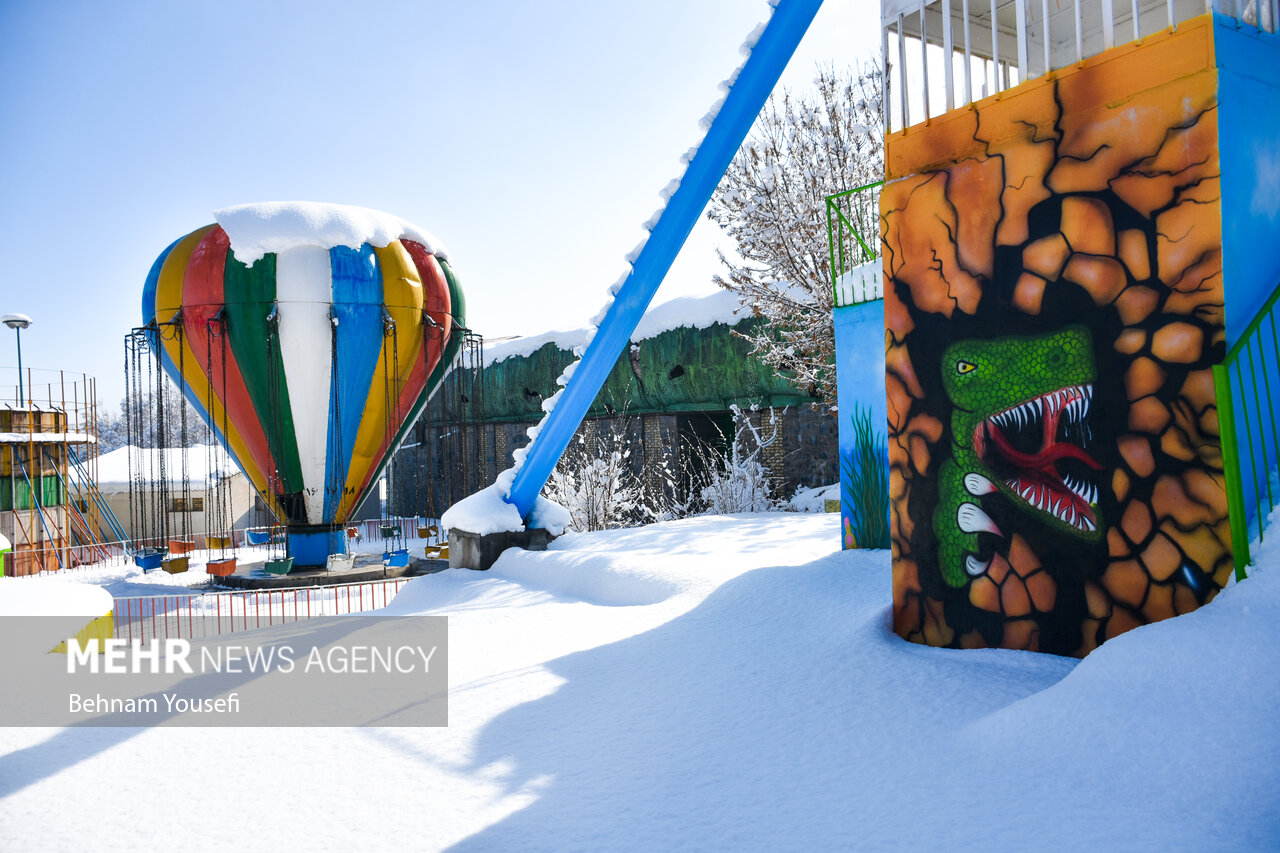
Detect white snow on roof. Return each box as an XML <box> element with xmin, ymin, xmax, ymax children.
<box><xmin>94</xmin><ymin>444</ymin><xmax>240</xmax><ymax>492</ymax></box>
<box><xmin>0</xmin><ymin>432</ymin><xmax>94</xmax><ymax>444</ymax></box>
<box><xmin>484</xmin><ymin>289</ymin><xmax>744</xmax><ymax>366</ymax></box>
<box><xmin>214</xmin><ymin>201</ymin><xmax>449</xmax><ymax>267</ymax></box>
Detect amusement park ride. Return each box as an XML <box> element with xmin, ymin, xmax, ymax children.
<box><xmin>80</xmin><ymin>0</ymin><xmax>1280</xmax><ymax>662</ymax></box>
<box><xmin>121</xmin><ymin>0</ymin><xmax>826</xmax><ymax>577</ymax></box>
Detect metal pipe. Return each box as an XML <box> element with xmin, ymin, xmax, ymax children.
<box><xmin>1043</xmin><ymin>0</ymin><xmax>1051</xmax><ymax>74</ymax></box>
<box><xmin>899</xmin><ymin>14</ymin><xmax>910</xmax><ymax>127</ymax></box>
<box><xmin>921</xmin><ymin>1</ymin><xmax>931</xmax><ymax>119</ymax></box>
<box><xmin>991</xmin><ymin>0</ymin><xmax>1001</xmax><ymax>92</ymax></box>
<box><xmin>1016</xmin><ymin>0</ymin><xmax>1029</xmax><ymax>78</ymax></box>
<box><xmin>963</xmin><ymin>0</ymin><xmax>973</xmax><ymax>103</ymax></box>
<box><xmin>1074</xmin><ymin>0</ymin><xmax>1083</xmax><ymax>62</ymax></box>
<box><xmin>943</xmin><ymin>0</ymin><xmax>955</xmax><ymax>110</ymax></box>
<box><xmin>14</xmin><ymin>328</ymin><xmax>23</xmax><ymax>405</ymax></box>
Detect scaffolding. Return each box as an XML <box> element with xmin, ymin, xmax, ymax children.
<box><xmin>0</xmin><ymin>368</ymin><xmax>120</xmax><ymax>575</ymax></box>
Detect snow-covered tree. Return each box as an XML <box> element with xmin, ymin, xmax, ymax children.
<box><xmin>94</xmin><ymin>387</ymin><xmax>207</xmax><ymax>456</ymax></box>
<box><xmin>691</xmin><ymin>406</ymin><xmax>780</xmax><ymax>515</ymax></box>
<box><xmin>544</xmin><ymin>412</ymin><xmax>666</xmax><ymax>533</ymax></box>
<box><xmin>707</xmin><ymin>63</ymin><xmax>884</xmax><ymax>408</ymax></box>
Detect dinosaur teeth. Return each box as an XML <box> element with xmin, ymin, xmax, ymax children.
<box><xmin>987</xmin><ymin>383</ymin><xmax>1093</xmax><ymax>434</ymax></box>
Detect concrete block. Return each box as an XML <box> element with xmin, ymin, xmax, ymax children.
<box><xmin>448</xmin><ymin>527</ymin><xmax>556</xmax><ymax>571</ymax></box>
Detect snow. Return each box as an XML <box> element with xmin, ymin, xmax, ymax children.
<box><xmin>835</xmin><ymin>256</ymin><xmax>882</xmax><ymax>305</ymax></box>
<box><xmin>2</xmin><ymin>512</ymin><xmax>1279</xmax><ymax>848</ymax></box>
<box><xmin>787</xmin><ymin>482</ymin><xmax>839</xmax><ymax>512</ymax></box>
<box><xmin>440</xmin><ymin>474</ymin><xmax>569</xmax><ymax>537</ymax></box>
<box><xmin>94</xmin><ymin>444</ymin><xmax>239</xmax><ymax>492</ymax></box>
<box><xmin>0</xmin><ymin>432</ymin><xmax>94</xmax><ymax>444</ymax></box>
<box><xmin>0</xmin><ymin>576</ymin><xmax>112</xmax><ymax>617</ymax></box>
<box><xmin>629</xmin><ymin>288</ymin><xmax>743</xmax><ymax>341</ymax></box>
<box><xmin>213</xmin><ymin>201</ymin><xmax>448</xmax><ymax>267</ymax></box>
<box><xmin>483</xmin><ymin>328</ymin><xmax>590</xmax><ymax>365</ymax></box>
<box><xmin>3</xmin><ymin>511</ymin><xmax>1278</xmax><ymax>849</ymax></box>
<box><xmin>484</xmin><ymin>289</ymin><xmax>744</xmax><ymax>366</ymax></box>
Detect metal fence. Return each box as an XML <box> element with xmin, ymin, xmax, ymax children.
<box><xmin>827</xmin><ymin>182</ymin><xmax>884</xmax><ymax>308</ymax></box>
<box><xmin>1213</xmin><ymin>280</ymin><xmax>1280</xmax><ymax>579</ymax></box>
<box><xmin>112</xmin><ymin>578</ymin><xmax>412</xmax><ymax>642</ymax></box>
<box><xmin>881</xmin><ymin>0</ymin><xmax>1264</xmax><ymax>134</ymax></box>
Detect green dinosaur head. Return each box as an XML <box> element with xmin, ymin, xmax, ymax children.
<box><xmin>940</xmin><ymin>324</ymin><xmax>1104</xmax><ymax>540</ymax></box>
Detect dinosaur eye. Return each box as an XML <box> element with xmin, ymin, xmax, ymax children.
<box><xmin>956</xmin><ymin>360</ymin><xmax>977</xmax><ymax>374</ymax></box>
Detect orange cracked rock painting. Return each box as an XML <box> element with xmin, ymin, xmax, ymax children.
<box><xmin>885</xmin><ymin>34</ymin><xmax>1230</xmax><ymax>657</ymax></box>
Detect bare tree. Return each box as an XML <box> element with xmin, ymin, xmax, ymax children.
<box><xmin>707</xmin><ymin>63</ymin><xmax>884</xmax><ymax>408</ymax></box>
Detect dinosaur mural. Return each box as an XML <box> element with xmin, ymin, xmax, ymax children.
<box><xmin>934</xmin><ymin>325</ymin><xmax>1103</xmax><ymax>589</ymax></box>
<box><xmin>884</xmin><ymin>19</ymin><xmax>1231</xmax><ymax>656</ymax></box>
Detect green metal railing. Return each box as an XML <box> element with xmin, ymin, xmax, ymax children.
<box><xmin>826</xmin><ymin>181</ymin><xmax>883</xmax><ymax>307</ymax></box>
<box><xmin>1213</xmin><ymin>279</ymin><xmax>1280</xmax><ymax>581</ymax></box>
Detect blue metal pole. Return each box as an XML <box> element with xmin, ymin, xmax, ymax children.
<box><xmin>505</xmin><ymin>0</ymin><xmax>824</xmax><ymax>519</ymax></box>
<box><xmin>14</xmin><ymin>326</ymin><xmax>23</xmax><ymax>406</ymax></box>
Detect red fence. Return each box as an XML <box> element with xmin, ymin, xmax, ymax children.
<box><xmin>112</xmin><ymin>578</ymin><xmax>412</xmax><ymax>642</ymax></box>
<box><xmin>7</xmin><ymin>515</ymin><xmax>443</xmax><ymax>579</ymax></box>
<box><xmin>3</xmin><ymin>540</ymin><xmax>132</xmax><ymax>576</ymax></box>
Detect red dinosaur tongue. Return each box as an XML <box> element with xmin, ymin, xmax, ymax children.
<box><xmin>987</xmin><ymin>427</ymin><xmax>1103</xmax><ymax>471</ymax></box>
<box><xmin>972</xmin><ymin>383</ymin><xmax>1102</xmax><ymax>532</ymax></box>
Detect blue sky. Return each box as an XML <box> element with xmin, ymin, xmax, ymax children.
<box><xmin>0</xmin><ymin>0</ymin><xmax>876</xmax><ymax>407</ymax></box>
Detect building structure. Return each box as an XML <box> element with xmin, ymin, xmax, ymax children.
<box><xmin>0</xmin><ymin>371</ymin><xmax>118</xmax><ymax>575</ymax></box>
<box><xmin>392</xmin><ymin>290</ymin><xmax>842</xmax><ymax>518</ymax></box>
<box><xmin>857</xmin><ymin>0</ymin><xmax>1280</xmax><ymax>655</ymax></box>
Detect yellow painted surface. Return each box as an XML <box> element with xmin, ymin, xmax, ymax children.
<box><xmin>337</xmin><ymin>242</ymin><xmax>425</xmax><ymax>519</ymax></box>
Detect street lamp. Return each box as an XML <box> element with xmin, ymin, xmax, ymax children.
<box><xmin>1</xmin><ymin>313</ymin><xmax>32</xmax><ymax>406</ymax></box>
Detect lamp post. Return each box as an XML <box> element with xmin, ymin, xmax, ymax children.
<box><xmin>1</xmin><ymin>314</ymin><xmax>32</xmax><ymax>406</ymax></box>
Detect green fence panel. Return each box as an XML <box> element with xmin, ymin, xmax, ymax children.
<box><xmin>1215</xmin><ymin>278</ymin><xmax>1280</xmax><ymax>580</ymax></box>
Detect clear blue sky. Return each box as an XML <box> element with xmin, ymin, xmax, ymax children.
<box><xmin>0</xmin><ymin>0</ymin><xmax>876</xmax><ymax>408</ymax></box>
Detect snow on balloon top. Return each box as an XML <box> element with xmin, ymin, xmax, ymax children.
<box><xmin>213</xmin><ymin>201</ymin><xmax>449</xmax><ymax>267</ymax></box>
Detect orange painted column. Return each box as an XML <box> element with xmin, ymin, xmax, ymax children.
<box><xmin>883</xmin><ymin>17</ymin><xmax>1230</xmax><ymax>656</ymax></box>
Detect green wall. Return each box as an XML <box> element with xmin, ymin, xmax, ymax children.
<box><xmin>482</xmin><ymin>319</ymin><xmax>817</xmax><ymax>423</ymax></box>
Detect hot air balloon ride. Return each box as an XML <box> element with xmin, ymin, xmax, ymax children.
<box><xmin>137</xmin><ymin>202</ymin><xmax>465</xmax><ymax>568</ymax></box>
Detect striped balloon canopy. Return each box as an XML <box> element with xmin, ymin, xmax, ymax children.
<box><xmin>141</xmin><ymin>210</ymin><xmax>463</xmax><ymax>532</ymax></box>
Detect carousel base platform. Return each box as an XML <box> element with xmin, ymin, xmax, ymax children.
<box><xmin>212</xmin><ymin>552</ymin><xmax>449</xmax><ymax>589</ymax></box>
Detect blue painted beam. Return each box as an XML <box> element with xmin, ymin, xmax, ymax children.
<box><xmin>505</xmin><ymin>0</ymin><xmax>824</xmax><ymax>519</ymax></box>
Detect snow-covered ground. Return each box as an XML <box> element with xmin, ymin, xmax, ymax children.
<box><xmin>1</xmin><ymin>512</ymin><xmax>1277</xmax><ymax>850</ymax></box>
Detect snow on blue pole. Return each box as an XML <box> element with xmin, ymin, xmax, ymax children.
<box><xmin>505</xmin><ymin>0</ymin><xmax>824</xmax><ymax>520</ymax></box>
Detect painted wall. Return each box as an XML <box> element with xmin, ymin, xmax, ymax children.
<box><xmin>1215</xmin><ymin>15</ymin><xmax>1280</xmax><ymax>531</ymax></box>
<box><xmin>1216</xmin><ymin>15</ymin><xmax>1280</xmax><ymax>344</ymax></box>
<box><xmin>883</xmin><ymin>17</ymin><xmax>1231</xmax><ymax>656</ymax></box>
<box><xmin>834</xmin><ymin>298</ymin><xmax>889</xmax><ymax>548</ymax></box>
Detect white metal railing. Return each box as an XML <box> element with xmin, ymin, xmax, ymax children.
<box><xmin>882</xmin><ymin>0</ymin><xmax>1273</xmax><ymax>133</ymax></box>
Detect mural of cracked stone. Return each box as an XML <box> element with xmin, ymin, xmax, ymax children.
<box><xmin>884</xmin><ymin>18</ymin><xmax>1231</xmax><ymax>656</ymax></box>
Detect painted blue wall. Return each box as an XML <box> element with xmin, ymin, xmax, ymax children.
<box><xmin>1216</xmin><ymin>15</ymin><xmax>1280</xmax><ymax>344</ymax></box>
<box><xmin>1215</xmin><ymin>15</ymin><xmax>1280</xmax><ymax>531</ymax></box>
<box><xmin>834</xmin><ymin>298</ymin><xmax>888</xmax><ymax>549</ymax></box>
